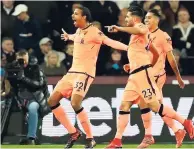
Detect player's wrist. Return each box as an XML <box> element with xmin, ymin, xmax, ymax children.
<box><xmin>176</xmin><ymin>75</ymin><xmax>181</xmax><ymax>80</ymax></box>
<box><xmin>117</xmin><ymin>26</ymin><xmax>122</xmax><ymax>31</ymax></box>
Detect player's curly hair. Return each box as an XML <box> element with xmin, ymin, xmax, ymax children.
<box><xmin>76</xmin><ymin>6</ymin><xmax>93</xmax><ymax>22</ymax></box>
<box><xmin>128</xmin><ymin>6</ymin><xmax>144</xmax><ymax>19</ymax></box>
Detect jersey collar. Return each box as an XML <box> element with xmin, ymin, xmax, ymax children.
<box><xmin>82</xmin><ymin>23</ymin><xmax>93</xmax><ymax>30</ymax></box>
<box><xmin>151</xmin><ymin>28</ymin><xmax>159</xmax><ymax>33</ymax></box>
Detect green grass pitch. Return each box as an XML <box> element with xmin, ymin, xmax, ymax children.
<box><xmin>1</xmin><ymin>143</ymin><xmax>194</xmax><ymax>148</ymax></box>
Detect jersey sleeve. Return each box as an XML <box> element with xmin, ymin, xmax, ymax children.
<box><xmin>68</xmin><ymin>28</ymin><xmax>79</xmax><ymax>41</ymax></box>
<box><xmin>68</xmin><ymin>34</ymin><xmax>76</xmax><ymax>41</ymax></box>
<box><xmin>93</xmin><ymin>28</ymin><xmax>107</xmax><ymax>44</ymax></box>
<box><xmin>92</xmin><ymin>27</ymin><xmax>128</xmax><ymax>50</ymax></box>
<box><xmin>162</xmin><ymin>32</ymin><xmax>173</xmax><ymax>52</ymax></box>
<box><xmin>103</xmin><ymin>37</ymin><xmax>128</xmax><ymax>51</ymax></box>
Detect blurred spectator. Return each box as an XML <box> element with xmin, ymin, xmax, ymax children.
<box><xmin>117</xmin><ymin>8</ymin><xmax>128</xmax><ymax>27</ymax></box>
<box><xmin>105</xmin><ymin>50</ymin><xmax>125</xmax><ymax>76</ymax></box>
<box><xmin>40</xmin><ymin>51</ymin><xmax>67</xmax><ymax>76</ymax></box>
<box><xmin>57</xmin><ymin>1</ymin><xmax>77</xmax><ymax>50</ymax></box>
<box><xmin>112</xmin><ymin>0</ymin><xmax>131</xmax><ymax>10</ymax></box>
<box><xmin>1</xmin><ymin>37</ymin><xmax>16</xmax><ymax>63</ymax></box>
<box><xmin>1</xmin><ymin>54</ymin><xmax>7</xmax><ymax>69</ymax></box>
<box><xmin>115</xmin><ymin>8</ymin><xmax>130</xmax><ymax>45</ymax></box>
<box><xmin>24</xmin><ymin>1</ymin><xmax>63</xmax><ymax>50</ymax></box>
<box><xmin>130</xmin><ymin>0</ymin><xmax>156</xmax><ymax>14</ymax></box>
<box><xmin>1</xmin><ymin>68</ymin><xmax>11</xmax><ymax>98</ymax></box>
<box><xmin>39</xmin><ymin>37</ymin><xmax>65</xmax><ymax>64</ymax></box>
<box><xmin>24</xmin><ymin>1</ymin><xmax>60</xmax><ymax>37</ymax></box>
<box><xmin>142</xmin><ymin>0</ymin><xmax>155</xmax><ymax>14</ymax></box>
<box><xmin>180</xmin><ymin>1</ymin><xmax>194</xmax><ymax>23</ymax></box>
<box><xmin>8</xmin><ymin>50</ymin><xmax>50</xmax><ymax>144</ymax></box>
<box><xmin>111</xmin><ymin>8</ymin><xmax>129</xmax><ymax>65</ymax></box>
<box><xmin>1</xmin><ymin>0</ymin><xmax>16</xmax><ymax>38</ymax></box>
<box><xmin>149</xmin><ymin>2</ymin><xmax>173</xmax><ymax>36</ymax></box>
<box><xmin>57</xmin><ymin>1</ymin><xmax>74</xmax><ymax>23</ymax></box>
<box><xmin>163</xmin><ymin>0</ymin><xmax>183</xmax><ymax>26</ymax></box>
<box><xmin>92</xmin><ymin>21</ymin><xmax>111</xmax><ymax>75</ymax></box>
<box><xmin>93</xmin><ymin>21</ymin><xmax>102</xmax><ymax>30</ymax></box>
<box><xmin>86</xmin><ymin>0</ymin><xmax>120</xmax><ymax>30</ymax></box>
<box><xmin>172</xmin><ymin>7</ymin><xmax>194</xmax><ymax>57</ymax></box>
<box><xmin>12</xmin><ymin>4</ymin><xmax>42</xmax><ymax>57</ymax></box>
<box><xmin>64</xmin><ymin>41</ymin><xmax>73</xmax><ymax>71</ymax></box>
<box><xmin>62</xmin><ymin>2</ymin><xmax>83</xmax><ymax>34</ymax></box>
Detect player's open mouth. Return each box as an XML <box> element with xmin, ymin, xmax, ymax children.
<box><xmin>73</xmin><ymin>21</ymin><xmax>77</xmax><ymax>25</ymax></box>
<box><xmin>73</xmin><ymin>19</ymin><xmax>77</xmax><ymax>25</ymax></box>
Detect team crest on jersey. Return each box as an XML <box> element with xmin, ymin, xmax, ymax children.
<box><xmin>80</xmin><ymin>38</ymin><xmax>84</xmax><ymax>44</ymax></box>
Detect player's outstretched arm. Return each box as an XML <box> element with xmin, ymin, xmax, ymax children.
<box><xmin>167</xmin><ymin>51</ymin><xmax>185</xmax><ymax>89</ymax></box>
<box><xmin>163</xmin><ymin>32</ymin><xmax>185</xmax><ymax>89</ymax></box>
<box><xmin>103</xmin><ymin>37</ymin><xmax>128</xmax><ymax>51</ymax></box>
<box><xmin>61</xmin><ymin>28</ymin><xmax>75</xmax><ymax>41</ymax></box>
<box><xmin>106</xmin><ymin>25</ymin><xmax>147</xmax><ymax>35</ymax></box>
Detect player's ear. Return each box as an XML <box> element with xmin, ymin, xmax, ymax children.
<box><xmin>83</xmin><ymin>16</ymin><xmax>86</xmax><ymax>21</ymax></box>
<box><xmin>132</xmin><ymin>17</ymin><xmax>136</xmax><ymax>24</ymax></box>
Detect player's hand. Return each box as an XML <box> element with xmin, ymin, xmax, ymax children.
<box><xmin>123</xmin><ymin>64</ymin><xmax>130</xmax><ymax>73</ymax></box>
<box><xmin>105</xmin><ymin>25</ymin><xmax>119</xmax><ymax>33</ymax></box>
<box><xmin>61</xmin><ymin>28</ymin><xmax>69</xmax><ymax>41</ymax></box>
<box><xmin>177</xmin><ymin>76</ymin><xmax>185</xmax><ymax>89</ymax></box>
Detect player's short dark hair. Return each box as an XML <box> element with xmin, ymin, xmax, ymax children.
<box><xmin>128</xmin><ymin>6</ymin><xmax>144</xmax><ymax>19</ymax></box>
<box><xmin>148</xmin><ymin>9</ymin><xmax>161</xmax><ymax>19</ymax></box>
<box><xmin>76</xmin><ymin>6</ymin><xmax>92</xmax><ymax>22</ymax></box>
<box><xmin>17</xmin><ymin>49</ymin><xmax>28</xmax><ymax>57</ymax></box>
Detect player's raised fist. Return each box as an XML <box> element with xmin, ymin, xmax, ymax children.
<box><xmin>105</xmin><ymin>25</ymin><xmax>119</xmax><ymax>33</ymax></box>
<box><xmin>123</xmin><ymin>64</ymin><xmax>130</xmax><ymax>73</ymax></box>
<box><xmin>61</xmin><ymin>28</ymin><xmax>69</xmax><ymax>41</ymax></box>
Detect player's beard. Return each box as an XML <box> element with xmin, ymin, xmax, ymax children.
<box><xmin>127</xmin><ymin>22</ymin><xmax>133</xmax><ymax>27</ymax></box>
<box><xmin>126</xmin><ymin>20</ymin><xmax>134</xmax><ymax>27</ymax></box>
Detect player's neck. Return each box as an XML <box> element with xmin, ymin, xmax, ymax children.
<box><xmin>150</xmin><ymin>25</ymin><xmax>159</xmax><ymax>33</ymax></box>
<box><xmin>133</xmin><ymin>20</ymin><xmax>141</xmax><ymax>25</ymax></box>
<box><xmin>80</xmin><ymin>22</ymin><xmax>91</xmax><ymax>30</ymax></box>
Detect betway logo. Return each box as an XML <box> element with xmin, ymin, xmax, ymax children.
<box><xmin>42</xmin><ymin>86</ymin><xmax>194</xmax><ymax>137</ymax></box>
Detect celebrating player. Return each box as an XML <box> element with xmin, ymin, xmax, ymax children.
<box><xmin>123</xmin><ymin>9</ymin><xmax>193</xmax><ymax>148</ymax></box>
<box><xmin>105</xmin><ymin>6</ymin><xmax>194</xmax><ymax>149</ymax></box>
<box><xmin>136</xmin><ymin>9</ymin><xmax>189</xmax><ymax>148</ymax></box>
<box><xmin>47</xmin><ymin>6</ymin><xmax>128</xmax><ymax>149</ymax></box>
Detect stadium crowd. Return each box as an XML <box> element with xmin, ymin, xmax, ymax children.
<box><xmin>1</xmin><ymin>0</ymin><xmax>194</xmax><ymax>76</ymax></box>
